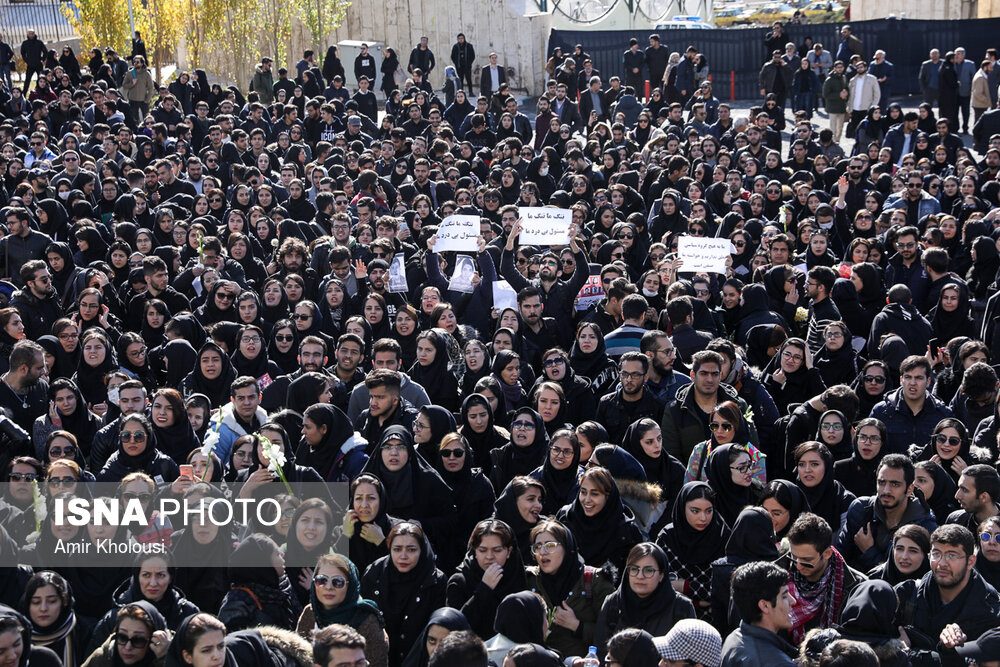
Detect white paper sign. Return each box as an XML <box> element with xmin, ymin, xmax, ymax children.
<box><xmin>576</xmin><ymin>274</ymin><xmax>605</xmax><ymax>311</ymax></box>
<box><xmin>677</xmin><ymin>237</ymin><xmax>734</xmax><ymax>274</ymax></box>
<box><xmin>520</xmin><ymin>207</ymin><xmax>572</xmax><ymax>246</ymax></box>
<box><xmin>435</xmin><ymin>215</ymin><xmax>480</xmax><ymax>252</ymax></box>
<box><xmin>492</xmin><ymin>280</ymin><xmax>518</xmax><ymax>312</ymax></box>
<box><xmin>388</xmin><ymin>253</ymin><xmax>409</xmax><ymax>293</ymax></box>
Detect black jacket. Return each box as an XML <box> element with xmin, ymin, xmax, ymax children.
<box><xmin>10</xmin><ymin>288</ymin><xmax>62</xmax><ymax>341</ymax></box>
<box><xmin>596</xmin><ymin>387</ymin><xmax>665</xmax><ymax>445</ymax></box>
<box><xmin>896</xmin><ymin>568</ymin><xmax>1000</xmax><ymax>649</ymax></box>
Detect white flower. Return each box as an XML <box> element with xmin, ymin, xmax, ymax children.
<box><xmin>32</xmin><ymin>480</ymin><xmax>46</xmax><ymax>523</ymax></box>
<box><xmin>200</xmin><ymin>441</ymin><xmax>214</xmax><ymax>458</ymax></box>
<box><xmin>260</xmin><ymin>436</ymin><xmax>286</xmax><ymax>471</ymax></box>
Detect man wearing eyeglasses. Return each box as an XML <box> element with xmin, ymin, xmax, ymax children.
<box><xmin>895</xmin><ymin>525</ymin><xmax>1000</xmax><ymax>650</ymax></box>
<box><xmin>837</xmin><ymin>454</ymin><xmax>937</xmax><ymax>571</ymax></box>
<box><xmin>883</xmin><ymin>227</ymin><xmax>931</xmax><ymax>314</ymax></box>
<box><xmin>596</xmin><ymin>351</ymin><xmax>665</xmax><ymax>445</ymax></box>
<box><xmin>885</xmin><ymin>171</ymin><xmax>941</xmax><ymax>227</ymax></box>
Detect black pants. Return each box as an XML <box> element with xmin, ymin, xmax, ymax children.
<box><xmin>847</xmin><ymin>109</ymin><xmax>867</xmax><ymax>138</ymax></box>
<box><xmin>22</xmin><ymin>63</ymin><xmax>42</xmax><ymax>93</ymax></box>
<box><xmin>458</xmin><ymin>66</ymin><xmax>474</xmax><ymax>94</ymax></box>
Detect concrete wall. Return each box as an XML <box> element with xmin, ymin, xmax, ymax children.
<box><xmin>850</xmin><ymin>0</ymin><xmax>976</xmax><ymax>20</ymax></box>
<box><xmin>319</xmin><ymin>0</ymin><xmax>553</xmax><ymax>94</ymax></box>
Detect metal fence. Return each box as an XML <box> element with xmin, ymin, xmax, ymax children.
<box><xmin>0</xmin><ymin>0</ymin><xmax>76</xmax><ymax>47</ymax></box>
<box><xmin>551</xmin><ymin>17</ymin><xmax>1000</xmax><ymax>100</ymax></box>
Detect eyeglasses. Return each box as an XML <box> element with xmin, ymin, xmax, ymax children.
<box><xmin>709</xmin><ymin>421</ymin><xmax>733</xmax><ymax>433</ymax></box>
<box><xmin>619</xmin><ymin>370</ymin><xmax>645</xmax><ymax>380</ymax></box>
<box><xmin>48</xmin><ymin>476</ymin><xmax>77</xmax><ymax>486</ymax></box>
<box><xmin>531</xmin><ymin>540</ymin><xmax>560</xmax><ymax>554</ymax></box>
<box><xmin>694</xmin><ymin>288</ymin><xmax>710</xmax><ymax>297</ymax></box>
<box><xmin>863</xmin><ymin>375</ymin><xmax>886</xmax><ymax>385</ymax></box>
<box><xmin>116</xmin><ymin>634</ymin><xmax>149</xmax><ymax>649</ymax></box>
<box><xmin>626</xmin><ymin>565</ymin><xmax>661</xmax><ymax>578</ymax></box>
<box><xmin>57</xmin><ymin>333</ymin><xmax>80</xmax><ymax>341</ymax></box>
<box><xmin>550</xmin><ymin>446</ymin><xmax>575</xmax><ymax>458</ymax></box>
<box><xmin>440</xmin><ymin>449</ymin><xmax>465</xmax><ymax>458</ymax></box>
<box><xmin>616</xmin><ymin>233</ymin><xmax>634</xmax><ymax>240</ymax></box>
<box><xmin>9</xmin><ymin>472</ymin><xmax>38</xmax><ymax>482</ymax></box>
<box><xmin>240</xmin><ymin>337</ymin><xmax>262</xmax><ymax>344</ymax></box>
<box><xmin>380</xmin><ymin>443</ymin><xmax>404</xmax><ymax>452</ymax></box>
<box><xmin>543</xmin><ymin>358</ymin><xmax>565</xmax><ymax>368</ymax></box>
<box><xmin>650</xmin><ymin>253</ymin><xmax>666</xmax><ymax>262</ymax></box>
<box><xmin>120</xmin><ymin>430</ymin><xmax>147</xmax><ymax>443</ymax></box>
<box><xmin>49</xmin><ymin>445</ymin><xmax>76</xmax><ymax>458</ymax></box>
<box><xmin>122</xmin><ymin>492</ymin><xmax>153</xmax><ymax>503</ymax></box>
<box><xmin>982</xmin><ymin>533</ymin><xmax>1000</xmax><ymax>543</ymax></box>
<box><xmin>512</xmin><ymin>421</ymin><xmax>536</xmax><ymax>430</ymax></box>
<box><xmin>824</xmin><ymin>331</ymin><xmax>844</xmax><ymax>340</ymax></box>
<box><xmin>857</xmin><ymin>433</ymin><xmax>882</xmax><ymax>444</ymax></box>
<box><xmin>896</xmin><ymin>242</ymin><xmax>917</xmax><ymax>250</ymax></box>
<box><xmin>730</xmin><ymin>462</ymin><xmax>753</xmax><ymax>474</ymax></box>
<box><xmin>275</xmin><ymin>334</ymin><xmax>295</xmax><ymax>342</ymax></box>
<box><xmin>781</xmin><ymin>351</ymin><xmax>804</xmax><ymax>362</ymax></box>
<box><xmin>933</xmin><ymin>434</ymin><xmax>962</xmax><ymax>447</ymax></box>
<box><xmin>313</xmin><ymin>574</ymin><xmax>347</xmax><ymax>589</ymax></box>
<box><xmin>821</xmin><ymin>422</ymin><xmax>844</xmax><ymax>432</ymax></box>
<box><xmin>929</xmin><ymin>551</ymin><xmax>967</xmax><ymax>563</ymax></box>
<box><xmin>907</xmin><ymin>183</ymin><xmax>923</xmax><ymax>189</ymax></box>
<box><xmin>733</xmin><ymin>241</ymin><xmax>746</xmax><ymax>248</ymax></box>
<box><xmin>766</xmin><ymin>189</ymin><xmax>781</xmax><ymax>195</ymax></box>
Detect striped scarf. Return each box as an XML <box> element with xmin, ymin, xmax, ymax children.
<box><xmin>787</xmin><ymin>547</ymin><xmax>847</xmax><ymax>645</ymax></box>
<box><xmin>32</xmin><ymin>611</ymin><xmax>76</xmax><ymax>667</ymax></box>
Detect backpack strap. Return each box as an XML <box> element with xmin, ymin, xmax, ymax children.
<box><xmin>232</xmin><ymin>586</ymin><xmax>262</xmax><ymax>610</ymax></box>
<box><xmin>582</xmin><ymin>566</ymin><xmax>595</xmax><ymax>598</ymax></box>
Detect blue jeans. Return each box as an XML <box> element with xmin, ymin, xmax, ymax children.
<box><xmin>793</xmin><ymin>92</ymin><xmax>814</xmax><ymax>117</ymax></box>
<box><xmin>0</xmin><ymin>64</ymin><xmax>11</xmax><ymax>91</ymax></box>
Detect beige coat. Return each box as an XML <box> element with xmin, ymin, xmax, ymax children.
<box><xmin>121</xmin><ymin>66</ymin><xmax>155</xmax><ymax>105</ymax></box>
<box><xmin>972</xmin><ymin>68</ymin><xmax>992</xmax><ymax>109</ymax></box>
<box><xmin>847</xmin><ymin>72</ymin><xmax>880</xmax><ymax>112</ymax></box>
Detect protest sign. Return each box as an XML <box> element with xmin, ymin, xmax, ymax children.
<box><xmin>493</xmin><ymin>280</ymin><xmax>518</xmax><ymax>312</ymax></box>
<box><xmin>388</xmin><ymin>254</ymin><xmax>409</xmax><ymax>293</ymax></box>
<box><xmin>435</xmin><ymin>215</ymin><xmax>480</xmax><ymax>252</ymax></box>
<box><xmin>677</xmin><ymin>236</ymin><xmax>734</xmax><ymax>274</ymax></box>
<box><xmin>520</xmin><ymin>207</ymin><xmax>572</xmax><ymax>246</ymax></box>
<box><xmin>576</xmin><ymin>275</ymin><xmax>605</xmax><ymax>311</ymax></box>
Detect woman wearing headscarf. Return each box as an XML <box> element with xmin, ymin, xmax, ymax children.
<box><xmin>344</xmin><ymin>474</ymin><xmax>400</xmax><ymax>577</ymax></box>
<box><xmin>594</xmin><ymin>542</ymin><xmax>696</xmax><ymax>654</ymax></box>
<box><xmin>966</xmin><ymin>236</ymin><xmax>999</xmax><ymax>301</ymax></box>
<box><xmin>361</xmin><ymin>523</ymin><xmax>446</xmax><ymax>667</ymax></box>
<box><xmin>282</xmin><ymin>498</ymin><xmax>337</xmax><ymax>608</ymax></box>
<box><xmin>834</xmin><ymin>417</ymin><xmax>886</xmax><ymax>498</ymax></box>
<box><xmin>149</xmin><ymin>388</ymin><xmax>202</xmax><ymax>467</ymax></box>
<box><xmin>168</xmin><ymin>500</ymin><xmax>235</xmax><ymax>616</ymax></box>
<box><xmin>413</xmin><ymin>405</ymin><xmax>457</xmax><ymax>462</ymax></box>
<box><xmin>490</xmin><ymin>348</ymin><xmax>528</xmax><ymax>412</ymax></box>
<box><xmin>73</xmin><ymin>227</ymin><xmax>110</xmax><ymax>266</ymax></box>
<box><xmin>361</xmin><ymin>427</ymin><xmax>457</xmax><ymax>553</ymax></box>
<box><xmin>266</xmin><ymin>320</ymin><xmax>299</xmax><ymax>375</ymax></box>
<box><xmin>812</xmin><ymin>321</ymin><xmax>861</xmax><ymax>388</ymax></box>
<box><xmin>219</xmin><ymin>534</ymin><xmax>301</xmax><ymax>632</ymax></box>
<box><xmin>406</xmin><ymin>330</ymin><xmax>460</xmax><ymax>412</ymax></box>
<box><xmin>529</xmin><ymin>429</ymin><xmax>582</xmax><ymax>516</ymax></box>
<box><xmin>446</xmin><ymin>519</ymin><xmax>528</xmax><ymax>640</ymax></box>
<box><xmin>761</xmin><ymin>337</ymin><xmax>826</xmax><ymax>416</ymax></box>
<box><xmin>735</xmin><ymin>290</ymin><xmax>788</xmax><ymax>348</ymax></box>
<box><xmin>703</xmin><ymin>443</ymin><xmax>762</xmax><ymax>528</ymax></box>
<box><xmin>230</xmin><ymin>325</ymin><xmax>282</xmax><ymax>386</ymax></box>
<box><xmin>569</xmin><ymin>322</ymin><xmax>619</xmax><ymax>398</ymax></box>
<box><xmin>709</xmin><ymin>506</ymin><xmax>779</xmax><ymax>634</ymax></box>
<box><xmin>524</xmin><ymin>519</ymin><xmax>615</xmax><ymax>657</ymax></box>
<box><xmin>792</xmin><ymin>441</ymin><xmax>854</xmax><ymax>534</ymax></box>
<box><xmin>82</xmin><ymin>601</ymin><xmax>169</xmax><ymax>667</ymax></box>
<box><xmin>295</xmin><ymin>404</ymin><xmax>367</xmax><ymax>483</ymax></box>
<box><xmin>19</xmin><ymin>571</ymin><xmax>80</xmax><ymax>667</ymax></box>
<box><xmin>489</xmin><ymin>407</ymin><xmax>549</xmax><ymax>494</ymax></box>
<box><xmin>95</xmin><ymin>414</ymin><xmax>179</xmax><ymax>483</ymax></box>
<box><xmin>758</xmin><ymin>479</ymin><xmax>811</xmax><ymax>543</ymax></box>
<box><xmin>140</xmin><ymin>300</ymin><xmax>169</xmax><ymax>350</ymax></box>
<box><xmin>179</xmin><ymin>342</ymin><xmax>238</xmax><ymax>408</ymax></box>
<box><xmin>31</xmin><ymin>378</ymin><xmax>99</xmax><ymax>460</ymax></box>
<box><xmin>655</xmin><ymin>482</ymin><xmax>730</xmax><ymax>620</ymax></box>
<box><xmin>485</xmin><ymin>591</ymin><xmax>551</xmax><ymax>666</ymax></box>
<box><xmin>913</xmin><ymin>418</ymin><xmax>974</xmax><ymax>483</ymax></box>
<box><xmin>914</xmin><ymin>460</ymin><xmax>959</xmax><ymax>525</ymax></box>
<box><xmin>430</xmin><ymin>431</ymin><xmax>496</xmax><ymax>569</ymax></box>
<box><xmin>157</xmin><ymin>339</ymin><xmax>197</xmax><ymax>389</ymax></box>
<box><xmin>295</xmin><ymin>553</ymin><xmax>387</xmax><ymax>667</ymax></box>
<box><xmin>400</xmin><ymin>607</ymin><xmax>469</xmax><ymax>667</ymax></box>
<box><xmin>492</xmin><ymin>476</ymin><xmax>546</xmax><ymax>565</ymax></box>
<box><xmin>622</xmin><ymin>419</ymin><xmax>684</xmax><ymax>527</ymax></box>
<box><xmin>73</xmin><ymin>329</ymin><xmax>116</xmax><ymax>407</ymax></box>
<box><xmin>556</xmin><ymin>466</ymin><xmax>643</xmax><ymax>573</ymax></box>
<box><xmin>928</xmin><ymin>282</ymin><xmax>976</xmax><ymax>344</ymax></box>
<box><xmin>867</xmin><ymin>524</ymin><xmax>931</xmax><ymax>586</ymax></box>
<box><xmin>835</xmin><ymin>580</ymin><xmax>911</xmax><ymax>666</ymax></box>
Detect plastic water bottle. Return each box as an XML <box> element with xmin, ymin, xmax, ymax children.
<box><xmin>581</xmin><ymin>646</ymin><xmax>600</xmax><ymax>667</ymax></box>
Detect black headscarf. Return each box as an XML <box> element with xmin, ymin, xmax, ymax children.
<box><xmin>622</xmin><ymin>419</ymin><xmax>685</xmax><ymax>507</ymax></box>
<box><xmin>616</xmin><ymin>544</ymin><xmax>683</xmax><ymax>630</ymax></box>
<box><xmin>494</xmin><ymin>591</ymin><xmax>547</xmax><ymax>645</ymax></box>
<box><xmin>73</xmin><ymin>331</ymin><xmax>116</xmax><ymax>405</ymax></box>
<box><xmin>182</xmin><ymin>342</ymin><xmax>238</xmax><ymax>407</ymax></box>
<box><xmin>557</xmin><ymin>472</ymin><xmax>635</xmax><ymax>567</ymax></box>
<box><xmin>704</xmin><ymin>444</ymin><xmax>754</xmax><ymax>528</ymax></box>
<box><xmin>415</xmin><ymin>405</ymin><xmax>457</xmax><ymax>462</ymax></box>
<box><xmin>492</xmin><ymin>407</ymin><xmax>548</xmax><ymax>488</ymax></box>
<box><xmin>459</xmin><ymin>393</ymin><xmax>506</xmax><ymax>474</ymax></box>
<box><xmin>295</xmin><ymin>404</ymin><xmax>359</xmax><ymax>482</ymax></box>
<box><xmin>536</xmin><ymin>522</ymin><xmax>587</xmax><ymax>607</ymax></box>
<box><xmin>920</xmin><ymin>461</ymin><xmax>959</xmax><ymax>524</ymax></box>
<box><xmin>658</xmin><ymin>481</ymin><xmax>730</xmax><ymax>568</ymax></box>
<box><xmin>401</xmin><ymin>607</ymin><xmax>470</xmax><ymax>667</ymax></box>
<box><xmin>795</xmin><ymin>445</ymin><xmax>851</xmax><ymax>530</ymax></box>
<box><xmin>765</xmin><ymin>479</ymin><xmax>811</xmax><ymax>540</ymax></box>
<box><xmin>161</xmin><ymin>339</ymin><xmax>197</xmax><ymax>388</ymax></box>
<box><xmin>725</xmin><ymin>506</ymin><xmax>779</xmax><ymax>564</ymax></box>
<box><xmin>361</xmin><ymin>426</ymin><xmax>451</xmax><ymax>514</ymax></box>
<box><xmin>837</xmin><ymin>579</ymin><xmax>906</xmax><ymax>642</ymax></box>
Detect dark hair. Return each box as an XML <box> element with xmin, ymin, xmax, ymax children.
<box><xmin>877</xmin><ymin>453</ymin><xmax>915</xmax><ymax>487</ymax></box>
<box><xmin>961</xmin><ymin>464</ymin><xmax>1000</xmax><ymax>502</ymax></box>
<box><xmin>931</xmin><ymin>527</ymin><xmax>975</xmax><ymax>564</ymax></box>
<box><xmin>468</xmin><ymin>518</ymin><xmax>516</xmax><ymax>552</ymax></box>
<box><xmin>900</xmin><ymin>355</ymin><xmax>931</xmax><ymax>376</ymax></box>
<box><xmin>808</xmin><ymin>265</ymin><xmax>837</xmax><ymax>294</ymax></box>
<box><xmin>961</xmin><ymin>362</ymin><xmax>997</xmax><ymax>400</ymax></box>
<box><xmin>787</xmin><ymin>512</ymin><xmax>833</xmax><ymax>552</ymax></box>
<box><xmin>667</xmin><ymin>295</ymin><xmax>694</xmax><ymax>326</ymax></box>
<box><xmin>313</xmin><ymin>624</ymin><xmax>366</xmax><ymax>666</ymax></box>
<box><xmin>181</xmin><ymin>613</ymin><xmax>227</xmax><ymax>655</ymax></box>
<box><xmin>820</xmin><ymin>385</ymin><xmax>859</xmax><ymax>422</ymax></box>
<box><xmin>365</xmin><ymin>368</ymin><xmax>401</xmax><ymax>393</ymax></box>
<box><xmin>428</xmin><ymin>630</ymin><xmax>487</xmax><ymax>667</ymax></box>
<box><xmin>731</xmin><ymin>561</ymin><xmax>789</xmax><ymax>623</ymax></box>
<box><xmin>819</xmin><ymin>640</ymin><xmax>879</xmax><ymax>667</ymax></box>
<box><xmin>619</xmin><ymin>350</ymin><xmax>649</xmax><ymax>374</ymax></box>
<box><xmin>21</xmin><ymin>571</ymin><xmax>71</xmax><ymax>618</ymax></box>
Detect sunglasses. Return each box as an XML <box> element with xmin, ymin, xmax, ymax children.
<box><xmin>982</xmin><ymin>533</ymin><xmax>1000</xmax><ymax>543</ymax></box>
<box><xmin>313</xmin><ymin>574</ymin><xmax>347</xmax><ymax>589</ymax></box>
<box><xmin>121</xmin><ymin>430</ymin><xmax>147</xmax><ymax>443</ymax></box>
<box><xmin>933</xmin><ymin>434</ymin><xmax>962</xmax><ymax>447</ymax></box>
<box><xmin>275</xmin><ymin>334</ymin><xmax>295</xmax><ymax>342</ymax></box>
<box><xmin>49</xmin><ymin>445</ymin><xmax>76</xmax><ymax>458</ymax></box>
<box><xmin>122</xmin><ymin>492</ymin><xmax>152</xmax><ymax>503</ymax></box>
<box><xmin>440</xmin><ymin>449</ymin><xmax>465</xmax><ymax>458</ymax></box>
<box><xmin>292</xmin><ymin>313</ymin><xmax>312</xmax><ymax>320</ymax></box>
<box><xmin>709</xmin><ymin>422</ymin><xmax>733</xmax><ymax>432</ymax></box>
<box><xmin>116</xmin><ymin>634</ymin><xmax>149</xmax><ymax>649</ymax></box>
<box><xmin>9</xmin><ymin>472</ymin><xmax>38</xmax><ymax>482</ymax></box>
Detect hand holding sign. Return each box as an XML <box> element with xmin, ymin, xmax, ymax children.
<box><xmin>435</xmin><ymin>215</ymin><xmax>480</xmax><ymax>252</ymax></box>
<box><xmin>519</xmin><ymin>207</ymin><xmax>572</xmax><ymax>246</ymax></box>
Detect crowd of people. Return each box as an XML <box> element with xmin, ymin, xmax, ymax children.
<box><xmin>0</xmin><ymin>20</ymin><xmax>999</xmax><ymax>667</ymax></box>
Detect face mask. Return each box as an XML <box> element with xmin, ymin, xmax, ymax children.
<box><xmin>107</xmin><ymin>386</ymin><xmax>120</xmax><ymax>406</ymax></box>
<box><xmin>59</xmin><ymin>191</ymin><xmax>70</xmax><ymax>200</ymax></box>
<box><xmin>539</xmin><ymin>166</ymin><xmax>549</xmax><ymax>176</ymax></box>
<box><xmin>642</xmin><ymin>287</ymin><xmax>659</xmax><ymax>298</ymax></box>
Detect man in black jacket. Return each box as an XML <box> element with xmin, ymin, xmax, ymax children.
<box><xmin>896</xmin><ymin>524</ymin><xmax>1000</xmax><ymax>649</ymax></box>
<box><xmin>19</xmin><ymin>31</ymin><xmax>44</xmax><ymax>93</ymax></box>
<box><xmin>451</xmin><ymin>33</ymin><xmax>475</xmax><ymax>93</ymax></box>
<box><xmin>645</xmin><ymin>34</ymin><xmax>669</xmax><ymax>93</ymax></box>
<box><xmin>408</xmin><ymin>36</ymin><xmax>435</xmax><ymax>77</ymax></box>
<box><xmin>0</xmin><ymin>207</ymin><xmax>50</xmax><ymax>288</ymax></box>
<box><xmin>10</xmin><ymin>261</ymin><xmax>61</xmax><ymax>342</ymax></box>
<box><xmin>596</xmin><ymin>352</ymin><xmax>665</xmax><ymax>444</ymax></box>
<box><xmin>623</xmin><ymin>38</ymin><xmax>646</xmax><ymax>95</ymax></box>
